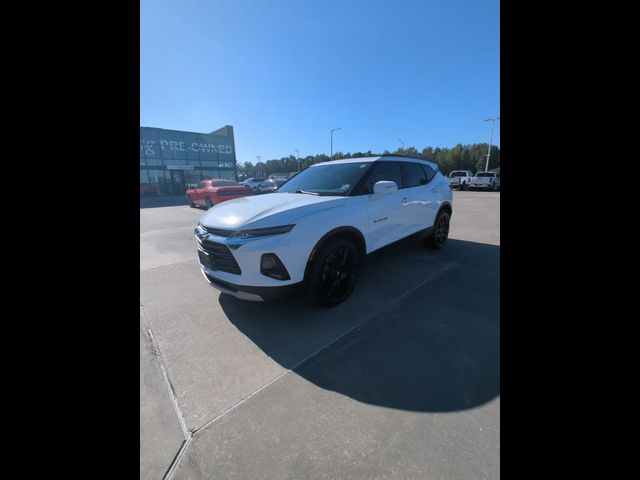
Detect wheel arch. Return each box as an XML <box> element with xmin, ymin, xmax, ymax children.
<box><xmin>438</xmin><ymin>202</ymin><xmax>453</xmax><ymax>218</ymax></box>
<box><xmin>302</xmin><ymin>226</ymin><xmax>367</xmax><ymax>283</ymax></box>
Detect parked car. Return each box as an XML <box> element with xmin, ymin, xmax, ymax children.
<box><xmin>469</xmin><ymin>172</ymin><xmax>500</xmax><ymax>191</ymax></box>
<box><xmin>239</xmin><ymin>178</ymin><xmax>267</xmax><ymax>190</ymax></box>
<box><xmin>194</xmin><ymin>156</ymin><xmax>453</xmax><ymax>306</ymax></box>
<box><xmin>448</xmin><ymin>170</ymin><xmax>474</xmax><ymax>190</ymax></box>
<box><xmin>268</xmin><ymin>174</ymin><xmax>289</xmax><ymax>181</ymax></box>
<box><xmin>256</xmin><ymin>178</ymin><xmax>287</xmax><ymax>193</ymax></box>
<box><xmin>186</xmin><ymin>179</ymin><xmax>254</xmax><ymax>209</ymax></box>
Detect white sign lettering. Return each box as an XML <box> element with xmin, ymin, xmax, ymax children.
<box><xmin>140</xmin><ymin>140</ymin><xmax>156</xmax><ymax>156</ymax></box>
<box><xmin>140</xmin><ymin>138</ymin><xmax>234</xmax><ymax>156</ymax></box>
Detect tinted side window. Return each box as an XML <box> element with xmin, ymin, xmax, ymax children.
<box><xmin>421</xmin><ymin>164</ymin><xmax>436</xmax><ymax>183</ymax></box>
<box><xmin>361</xmin><ymin>161</ymin><xmax>403</xmax><ymax>194</ymax></box>
<box><xmin>402</xmin><ymin>162</ymin><xmax>428</xmax><ymax>187</ymax></box>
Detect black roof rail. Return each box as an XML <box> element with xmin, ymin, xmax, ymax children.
<box><xmin>378</xmin><ymin>154</ymin><xmax>433</xmax><ymax>162</ymax></box>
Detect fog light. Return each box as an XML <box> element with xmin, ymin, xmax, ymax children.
<box><xmin>260</xmin><ymin>254</ymin><xmax>290</xmax><ymax>280</ymax></box>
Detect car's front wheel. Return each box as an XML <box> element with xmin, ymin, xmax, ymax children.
<box><xmin>425</xmin><ymin>210</ymin><xmax>450</xmax><ymax>249</ymax></box>
<box><xmin>205</xmin><ymin>197</ymin><xmax>213</xmax><ymax>209</ymax></box>
<box><xmin>308</xmin><ymin>237</ymin><xmax>360</xmax><ymax>307</ymax></box>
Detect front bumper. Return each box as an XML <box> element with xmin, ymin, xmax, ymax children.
<box><xmin>200</xmin><ymin>266</ymin><xmax>303</xmax><ymax>301</ymax></box>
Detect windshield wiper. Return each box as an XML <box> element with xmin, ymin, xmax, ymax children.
<box><xmin>294</xmin><ymin>189</ymin><xmax>319</xmax><ymax>196</ymax></box>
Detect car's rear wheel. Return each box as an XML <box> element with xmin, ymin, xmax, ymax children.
<box><xmin>425</xmin><ymin>210</ymin><xmax>450</xmax><ymax>249</ymax></box>
<box><xmin>205</xmin><ymin>197</ymin><xmax>213</xmax><ymax>209</ymax></box>
<box><xmin>308</xmin><ymin>237</ymin><xmax>360</xmax><ymax>307</ymax></box>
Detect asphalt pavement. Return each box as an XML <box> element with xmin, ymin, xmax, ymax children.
<box><xmin>140</xmin><ymin>191</ymin><xmax>500</xmax><ymax>479</ymax></box>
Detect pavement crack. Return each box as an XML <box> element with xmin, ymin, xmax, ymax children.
<box><xmin>163</xmin><ymin>437</ymin><xmax>193</xmax><ymax>480</ymax></box>
<box><xmin>141</xmin><ymin>304</ymin><xmax>192</xmax><ymax>440</ymax></box>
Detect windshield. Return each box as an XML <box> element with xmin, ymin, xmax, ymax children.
<box><xmin>277</xmin><ymin>162</ymin><xmax>372</xmax><ymax>196</ymax></box>
<box><xmin>476</xmin><ymin>172</ymin><xmax>495</xmax><ymax>177</ymax></box>
<box><xmin>450</xmin><ymin>171</ymin><xmax>466</xmax><ymax>177</ymax></box>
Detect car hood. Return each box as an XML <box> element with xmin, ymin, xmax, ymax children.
<box><xmin>200</xmin><ymin>192</ymin><xmax>345</xmax><ymax>229</ymax></box>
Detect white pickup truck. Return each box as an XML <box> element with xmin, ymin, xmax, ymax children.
<box><xmin>448</xmin><ymin>170</ymin><xmax>474</xmax><ymax>190</ymax></box>
<box><xmin>469</xmin><ymin>172</ymin><xmax>500</xmax><ymax>191</ymax></box>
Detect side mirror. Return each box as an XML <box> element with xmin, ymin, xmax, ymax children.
<box><xmin>373</xmin><ymin>180</ymin><xmax>398</xmax><ymax>195</ymax></box>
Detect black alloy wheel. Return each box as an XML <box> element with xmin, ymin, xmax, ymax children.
<box><xmin>205</xmin><ymin>197</ymin><xmax>213</xmax><ymax>209</ymax></box>
<box><xmin>309</xmin><ymin>237</ymin><xmax>360</xmax><ymax>307</ymax></box>
<box><xmin>426</xmin><ymin>210</ymin><xmax>450</xmax><ymax>249</ymax></box>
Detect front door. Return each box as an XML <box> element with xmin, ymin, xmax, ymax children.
<box><xmin>363</xmin><ymin>161</ymin><xmax>412</xmax><ymax>252</ymax></box>
<box><xmin>170</xmin><ymin>170</ymin><xmax>186</xmax><ymax>195</ymax></box>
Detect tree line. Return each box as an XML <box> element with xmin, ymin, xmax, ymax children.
<box><xmin>238</xmin><ymin>143</ymin><xmax>500</xmax><ymax>178</ymax></box>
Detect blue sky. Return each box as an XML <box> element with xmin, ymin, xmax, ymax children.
<box><xmin>140</xmin><ymin>0</ymin><xmax>500</xmax><ymax>164</ymax></box>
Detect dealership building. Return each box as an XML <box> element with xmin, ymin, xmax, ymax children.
<box><xmin>140</xmin><ymin>125</ymin><xmax>237</xmax><ymax>196</ymax></box>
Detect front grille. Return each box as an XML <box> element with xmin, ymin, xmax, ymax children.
<box><xmin>202</xmin><ymin>226</ymin><xmax>234</xmax><ymax>237</ymax></box>
<box><xmin>198</xmin><ymin>239</ymin><xmax>242</xmax><ymax>275</ymax></box>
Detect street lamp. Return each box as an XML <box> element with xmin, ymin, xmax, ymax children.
<box><xmin>398</xmin><ymin>139</ymin><xmax>405</xmax><ymax>150</ymax></box>
<box><xmin>294</xmin><ymin>149</ymin><xmax>300</xmax><ymax>172</ymax></box>
<box><xmin>256</xmin><ymin>155</ymin><xmax>262</xmax><ymax>177</ymax></box>
<box><xmin>483</xmin><ymin>117</ymin><xmax>500</xmax><ymax>172</ymax></box>
<box><xmin>330</xmin><ymin>128</ymin><xmax>341</xmax><ymax>160</ymax></box>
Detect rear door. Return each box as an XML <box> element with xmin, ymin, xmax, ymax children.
<box><xmin>400</xmin><ymin>161</ymin><xmax>438</xmax><ymax>233</ymax></box>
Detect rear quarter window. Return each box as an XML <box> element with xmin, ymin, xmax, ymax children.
<box><xmin>421</xmin><ymin>164</ymin><xmax>436</xmax><ymax>183</ymax></box>
<box><xmin>401</xmin><ymin>162</ymin><xmax>428</xmax><ymax>187</ymax></box>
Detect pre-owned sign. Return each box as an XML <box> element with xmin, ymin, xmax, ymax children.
<box><xmin>140</xmin><ymin>140</ymin><xmax>233</xmax><ymax>156</ymax></box>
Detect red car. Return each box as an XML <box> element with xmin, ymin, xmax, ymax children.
<box><xmin>186</xmin><ymin>179</ymin><xmax>254</xmax><ymax>209</ymax></box>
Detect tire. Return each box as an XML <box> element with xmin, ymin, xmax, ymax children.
<box><xmin>461</xmin><ymin>182</ymin><xmax>467</xmax><ymax>191</ymax></box>
<box><xmin>205</xmin><ymin>197</ymin><xmax>213</xmax><ymax>209</ymax></box>
<box><xmin>425</xmin><ymin>210</ymin><xmax>451</xmax><ymax>249</ymax></box>
<box><xmin>307</xmin><ymin>237</ymin><xmax>360</xmax><ymax>307</ymax></box>
<box><xmin>188</xmin><ymin>196</ymin><xmax>196</xmax><ymax>208</ymax></box>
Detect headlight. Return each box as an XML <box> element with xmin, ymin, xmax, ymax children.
<box><xmin>230</xmin><ymin>224</ymin><xmax>295</xmax><ymax>238</ymax></box>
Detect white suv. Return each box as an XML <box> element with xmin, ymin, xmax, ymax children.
<box><xmin>194</xmin><ymin>156</ymin><xmax>453</xmax><ymax>306</ymax></box>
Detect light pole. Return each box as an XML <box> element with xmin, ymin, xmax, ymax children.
<box><xmin>398</xmin><ymin>139</ymin><xmax>405</xmax><ymax>151</ymax></box>
<box><xmin>330</xmin><ymin>128</ymin><xmax>341</xmax><ymax>160</ymax></box>
<box><xmin>483</xmin><ymin>117</ymin><xmax>500</xmax><ymax>172</ymax></box>
<box><xmin>256</xmin><ymin>155</ymin><xmax>262</xmax><ymax>177</ymax></box>
<box><xmin>294</xmin><ymin>149</ymin><xmax>300</xmax><ymax>172</ymax></box>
